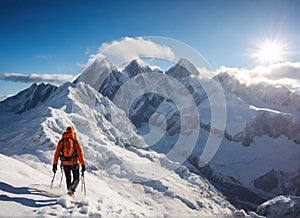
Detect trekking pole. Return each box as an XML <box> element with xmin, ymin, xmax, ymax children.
<box><xmin>59</xmin><ymin>165</ymin><xmax>64</xmax><ymax>190</ymax></box>
<box><xmin>50</xmin><ymin>173</ymin><xmax>56</xmax><ymax>189</ymax></box>
<box><xmin>81</xmin><ymin>172</ymin><xmax>86</xmax><ymax>195</ymax></box>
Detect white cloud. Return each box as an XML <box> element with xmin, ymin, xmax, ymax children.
<box><xmin>0</xmin><ymin>72</ymin><xmax>76</xmax><ymax>85</ymax></box>
<box><xmin>258</xmin><ymin>62</ymin><xmax>300</xmax><ymax>80</ymax></box>
<box><xmin>197</xmin><ymin>67</ymin><xmax>216</xmax><ymax>79</ymax></box>
<box><xmin>217</xmin><ymin>62</ymin><xmax>300</xmax><ymax>93</ymax></box>
<box><xmin>76</xmin><ymin>62</ymin><xmax>86</xmax><ymax>68</ymax></box>
<box><xmin>35</xmin><ymin>55</ymin><xmax>52</xmax><ymax>59</ymax></box>
<box><xmin>98</xmin><ymin>37</ymin><xmax>175</xmax><ymax>66</ymax></box>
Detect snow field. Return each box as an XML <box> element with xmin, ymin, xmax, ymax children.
<box><xmin>0</xmin><ymin>153</ymin><xmax>235</xmax><ymax>217</ymax></box>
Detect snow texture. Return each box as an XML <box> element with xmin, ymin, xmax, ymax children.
<box><xmin>0</xmin><ymin>81</ymin><xmax>235</xmax><ymax>217</ymax></box>
<box><xmin>256</xmin><ymin>195</ymin><xmax>300</xmax><ymax>218</ymax></box>
<box><xmin>1</xmin><ymin>55</ymin><xmax>300</xmax><ymax>216</ymax></box>
<box><xmin>77</xmin><ymin>54</ymin><xmax>300</xmax><ymax>210</ymax></box>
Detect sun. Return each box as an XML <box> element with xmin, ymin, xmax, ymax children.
<box><xmin>258</xmin><ymin>41</ymin><xmax>282</xmax><ymax>63</ymax></box>
<box><xmin>249</xmin><ymin>38</ymin><xmax>289</xmax><ymax>65</ymax></box>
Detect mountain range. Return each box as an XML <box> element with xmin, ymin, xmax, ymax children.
<box><xmin>76</xmin><ymin>55</ymin><xmax>300</xmax><ymax>208</ymax></box>
<box><xmin>0</xmin><ymin>55</ymin><xmax>300</xmax><ymax>217</ymax></box>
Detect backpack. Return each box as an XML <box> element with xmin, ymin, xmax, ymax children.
<box><xmin>59</xmin><ymin>132</ymin><xmax>78</xmax><ymax>161</ymax></box>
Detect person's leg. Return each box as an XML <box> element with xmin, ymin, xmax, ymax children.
<box><xmin>63</xmin><ymin>165</ymin><xmax>72</xmax><ymax>191</ymax></box>
<box><xmin>70</xmin><ymin>164</ymin><xmax>80</xmax><ymax>192</ymax></box>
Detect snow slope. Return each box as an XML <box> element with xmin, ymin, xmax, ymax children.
<box><xmin>193</xmin><ymin>74</ymin><xmax>300</xmax><ymax>209</ymax></box>
<box><xmin>0</xmin><ymin>153</ymin><xmax>235</xmax><ymax>217</ymax></box>
<box><xmin>0</xmin><ymin>81</ymin><xmax>235</xmax><ymax>217</ymax></box>
<box><xmin>256</xmin><ymin>195</ymin><xmax>300</xmax><ymax>218</ymax></box>
<box><xmin>2</xmin><ymin>54</ymin><xmax>299</xmax><ymax>215</ymax></box>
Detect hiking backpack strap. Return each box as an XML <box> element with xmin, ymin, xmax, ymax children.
<box><xmin>59</xmin><ymin>139</ymin><xmax>64</xmax><ymax>161</ymax></box>
<box><xmin>72</xmin><ymin>139</ymin><xmax>78</xmax><ymax>158</ymax></box>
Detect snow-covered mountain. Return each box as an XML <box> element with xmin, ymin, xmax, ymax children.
<box><xmin>256</xmin><ymin>195</ymin><xmax>300</xmax><ymax>218</ymax></box>
<box><xmin>0</xmin><ymin>94</ymin><xmax>10</xmax><ymax>102</ymax></box>
<box><xmin>217</xmin><ymin>71</ymin><xmax>300</xmax><ymax>114</ymax></box>
<box><xmin>1</xmin><ymin>54</ymin><xmax>299</xmax><ymax>216</ymax></box>
<box><xmin>0</xmin><ymin>81</ymin><xmax>238</xmax><ymax>217</ymax></box>
<box><xmin>76</xmin><ymin>55</ymin><xmax>300</xmax><ymax>211</ymax></box>
<box><xmin>0</xmin><ymin>83</ymin><xmax>57</xmax><ymax>114</ymax></box>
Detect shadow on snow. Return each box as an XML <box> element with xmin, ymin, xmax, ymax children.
<box><xmin>0</xmin><ymin>182</ymin><xmax>57</xmax><ymax>208</ymax></box>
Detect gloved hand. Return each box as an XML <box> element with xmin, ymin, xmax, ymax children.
<box><xmin>81</xmin><ymin>165</ymin><xmax>86</xmax><ymax>176</ymax></box>
<box><xmin>52</xmin><ymin>165</ymin><xmax>57</xmax><ymax>173</ymax></box>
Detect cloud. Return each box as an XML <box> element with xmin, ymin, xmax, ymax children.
<box><xmin>76</xmin><ymin>61</ymin><xmax>87</xmax><ymax>69</ymax></box>
<box><xmin>85</xmin><ymin>48</ymin><xmax>91</xmax><ymax>55</ymax></box>
<box><xmin>98</xmin><ymin>37</ymin><xmax>175</xmax><ymax>66</ymax></box>
<box><xmin>217</xmin><ymin>62</ymin><xmax>300</xmax><ymax>93</ymax></box>
<box><xmin>35</xmin><ymin>55</ymin><xmax>52</xmax><ymax>59</ymax></box>
<box><xmin>258</xmin><ymin>62</ymin><xmax>300</xmax><ymax>80</ymax></box>
<box><xmin>0</xmin><ymin>72</ymin><xmax>76</xmax><ymax>85</ymax></box>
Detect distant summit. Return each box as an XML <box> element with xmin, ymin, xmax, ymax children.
<box><xmin>0</xmin><ymin>82</ymin><xmax>57</xmax><ymax>114</ymax></box>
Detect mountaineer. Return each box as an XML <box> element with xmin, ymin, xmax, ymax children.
<box><xmin>52</xmin><ymin>126</ymin><xmax>85</xmax><ymax>196</ymax></box>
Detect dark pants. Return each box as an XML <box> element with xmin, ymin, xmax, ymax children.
<box><xmin>63</xmin><ymin>165</ymin><xmax>79</xmax><ymax>192</ymax></box>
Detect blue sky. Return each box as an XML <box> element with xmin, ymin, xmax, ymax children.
<box><xmin>0</xmin><ymin>0</ymin><xmax>299</xmax><ymax>96</ymax></box>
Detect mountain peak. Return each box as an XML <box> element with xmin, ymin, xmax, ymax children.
<box><xmin>177</xmin><ymin>57</ymin><xmax>192</xmax><ymax>66</ymax></box>
<box><xmin>123</xmin><ymin>59</ymin><xmax>152</xmax><ymax>78</ymax></box>
<box><xmin>75</xmin><ymin>54</ymin><xmax>117</xmax><ymax>91</ymax></box>
<box><xmin>89</xmin><ymin>54</ymin><xmax>115</xmax><ymax>70</ymax></box>
<box><xmin>79</xmin><ymin>54</ymin><xmax>116</xmax><ymax>76</ymax></box>
<box><xmin>126</xmin><ymin>59</ymin><xmax>151</xmax><ymax>69</ymax></box>
<box><xmin>165</xmin><ymin>58</ymin><xmax>199</xmax><ymax>79</ymax></box>
<box><xmin>0</xmin><ymin>82</ymin><xmax>57</xmax><ymax>114</ymax></box>
<box><xmin>176</xmin><ymin>58</ymin><xmax>199</xmax><ymax>75</ymax></box>
<box><xmin>89</xmin><ymin>53</ymin><xmax>108</xmax><ymax>63</ymax></box>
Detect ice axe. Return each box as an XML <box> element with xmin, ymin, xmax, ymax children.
<box><xmin>81</xmin><ymin>171</ymin><xmax>86</xmax><ymax>195</ymax></box>
<box><xmin>50</xmin><ymin>172</ymin><xmax>56</xmax><ymax>189</ymax></box>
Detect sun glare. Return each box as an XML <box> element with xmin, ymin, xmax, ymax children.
<box><xmin>258</xmin><ymin>41</ymin><xmax>282</xmax><ymax>63</ymax></box>
<box><xmin>249</xmin><ymin>38</ymin><xmax>290</xmax><ymax>65</ymax></box>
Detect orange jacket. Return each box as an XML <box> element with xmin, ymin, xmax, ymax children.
<box><xmin>53</xmin><ymin>137</ymin><xmax>85</xmax><ymax>166</ymax></box>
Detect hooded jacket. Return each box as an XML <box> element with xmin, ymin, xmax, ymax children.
<box><xmin>53</xmin><ymin>126</ymin><xmax>85</xmax><ymax>166</ymax></box>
